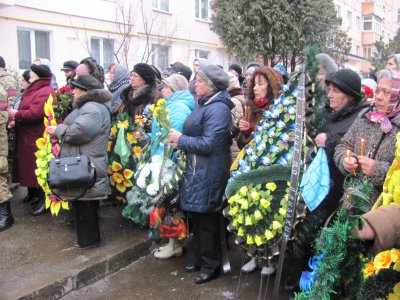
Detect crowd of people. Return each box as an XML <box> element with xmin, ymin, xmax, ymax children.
<box><xmin>0</xmin><ymin>50</ymin><xmax>399</xmax><ymax>296</ymax></box>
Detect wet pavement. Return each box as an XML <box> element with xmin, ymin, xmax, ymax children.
<box><xmin>63</xmin><ymin>238</ymin><xmax>293</xmax><ymax>300</ymax></box>
<box><xmin>1</xmin><ymin>186</ymin><xmax>294</xmax><ymax>299</ymax></box>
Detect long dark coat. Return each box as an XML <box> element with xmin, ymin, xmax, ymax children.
<box><xmin>54</xmin><ymin>89</ymin><xmax>112</xmax><ymax>201</ymax></box>
<box><xmin>178</xmin><ymin>90</ymin><xmax>234</xmax><ymax>213</ymax></box>
<box><xmin>13</xmin><ymin>78</ymin><xmax>54</xmax><ymax>187</ymax></box>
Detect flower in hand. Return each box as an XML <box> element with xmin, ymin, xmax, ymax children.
<box><xmin>167</xmin><ymin>129</ymin><xmax>182</xmax><ymax>149</ymax></box>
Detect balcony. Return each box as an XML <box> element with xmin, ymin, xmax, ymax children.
<box><xmin>362</xmin><ymin>1</ymin><xmax>384</xmax><ymax>19</ymax></box>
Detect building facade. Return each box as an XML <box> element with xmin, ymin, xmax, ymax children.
<box><xmin>333</xmin><ymin>0</ymin><xmax>399</xmax><ymax>72</ymax></box>
<box><xmin>0</xmin><ymin>0</ymin><xmax>232</xmax><ymax>86</ymax></box>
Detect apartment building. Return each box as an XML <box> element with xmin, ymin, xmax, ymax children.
<box><xmin>334</xmin><ymin>0</ymin><xmax>399</xmax><ymax>72</ymax></box>
<box><xmin>0</xmin><ymin>0</ymin><xmax>231</xmax><ymax>86</ymax></box>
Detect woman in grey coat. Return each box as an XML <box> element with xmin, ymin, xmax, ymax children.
<box><xmin>47</xmin><ymin>75</ymin><xmax>111</xmax><ymax>249</ymax></box>
<box><xmin>334</xmin><ymin>69</ymin><xmax>400</xmax><ymax>204</ymax></box>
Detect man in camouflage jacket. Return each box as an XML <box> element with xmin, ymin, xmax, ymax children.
<box><xmin>0</xmin><ymin>56</ymin><xmax>17</xmax><ymax>231</ymax></box>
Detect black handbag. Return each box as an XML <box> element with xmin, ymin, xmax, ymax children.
<box><xmin>47</xmin><ymin>136</ymin><xmax>96</xmax><ymax>201</ymax></box>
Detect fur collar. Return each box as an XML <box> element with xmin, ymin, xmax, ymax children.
<box><xmin>73</xmin><ymin>89</ymin><xmax>112</xmax><ymax>109</ymax></box>
<box><xmin>120</xmin><ymin>84</ymin><xmax>157</xmax><ymax>113</ymax></box>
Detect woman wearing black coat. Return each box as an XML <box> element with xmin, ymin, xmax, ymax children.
<box><xmin>167</xmin><ymin>64</ymin><xmax>233</xmax><ymax>284</ymax></box>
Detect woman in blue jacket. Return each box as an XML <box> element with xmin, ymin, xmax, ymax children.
<box><xmin>151</xmin><ymin>74</ymin><xmax>195</xmax><ymax>259</ymax></box>
<box><xmin>168</xmin><ymin>64</ymin><xmax>233</xmax><ymax>284</ymax></box>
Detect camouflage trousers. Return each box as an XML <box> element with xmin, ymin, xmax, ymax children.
<box><xmin>0</xmin><ymin>172</ymin><xmax>12</xmax><ymax>203</ymax></box>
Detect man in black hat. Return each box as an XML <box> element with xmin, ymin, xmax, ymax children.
<box><xmin>60</xmin><ymin>60</ymin><xmax>78</xmax><ymax>80</ymax></box>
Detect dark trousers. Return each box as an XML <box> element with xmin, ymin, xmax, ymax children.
<box><xmin>191</xmin><ymin>211</ymin><xmax>221</xmax><ymax>275</ymax></box>
<box><xmin>73</xmin><ymin>200</ymin><xmax>100</xmax><ymax>246</ymax></box>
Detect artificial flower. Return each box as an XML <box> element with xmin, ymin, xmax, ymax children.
<box><xmin>255</xmin><ymin>235</ymin><xmax>264</xmax><ymax>246</ymax></box>
<box><xmin>265</xmin><ymin>229</ymin><xmax>274</xmax><ymax>240</ymax></box>
<box><xmin>229</xmin><ymin>206</ymin><xmax>239</xmax><ymax>216</ymax></box>
<box><xmin>260</xmin><ymin>198</ymin><xmax>271</xmax><ymax>209</ymax></box>
<box><xmin>240</xmin><ymin>186</ymin><xmax>249</xmax><ymax>196</ymax></box>
<box><xmin>251</xmin><ymin>191</ymin><xmax>260</xmax><ymax>201</ymax></box>
<box><xmin>272</xmin><ymin>220</ymin><xmax>282</xmax><ymax>231</ymax></box>
<box><xmin>266</xmin><ymin>182</ymin><xmax>277</xmax><ymax>191</ymax></box>
<box><xmin>111</xmin><ymin>161</ymin><xmax>123</xmax><ymax>172</ymax></box>
<box><xmin>363</xmin><ymin>260</ymin><xmax>375</xmax><ymax>278</ymax></box>
<box><xmin>254</xmin><ymin>209</ymin><xmax>263</xmax><ymax>221</ymax></box>
<box><xmin>391</xmin><ymin>249</ymin><xmax>400</xmax><ymax>262</ymax></box>
<box><xmin>279</xmin><ymin>208</ymin><xmax>287</xmax><ymax>216</ymax></box>
<box><xmin>123</xmin><ymin>169</ymin><xmax>134</xmax><ymax>179</ymax></box>
<box><xmin>133</xmin><ymin>146</ymin><xmax>142</xmax><ymax>158</ymax></box>
<box><xmin>117</xmin><ymin>120</ymin><xmax>129</xmax><ymax>129</ymax></box>
<box><xmin>245</xmin><ymin>215</ymin><xmax>253</xmax><ymax>226</ymax></box>
<box><xmin>237</xmin><ymin>227</ymin><xmax>245</xmax><ymax>236</ymax></box>
<box><xmin>374</xmin><ymin>250</ymin><xmax>392</xmax><ymax>271</ymax></box>
<box><xmin>126</xmin><ymin>133</ymin><xmax>137</xmax><ymax>145</ymax></box>
<box><xmin>241</xmin><ymin>200</ymin><xmax>249</xmax><ymax>210</ymax></box>
<box><xmin>110</xmin><ymin>126</ymin><xmax>118</xmax><ymax>136</ymax></box>
<box><xmin>246</xmin><ymin>234</ymin><xmax>254</xmax><ymax>245</ymax></box>
<box><xmin>134</xmin><ymin>115</ymin><xmax>146</xmax><ymax>126</ymax></box>
<box><xmin>237</xmin><ymin>214</ymin><xmax>244</xmax><ymax>224</ymax></box>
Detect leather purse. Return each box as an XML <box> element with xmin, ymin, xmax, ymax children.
<box><xmin>47</xmin><ymin>137</ymin><xmax>96</xmax><ymax>201</ymax></box>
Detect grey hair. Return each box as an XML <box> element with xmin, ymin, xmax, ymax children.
<box><xmin>316</xmin><ymin>53</ymin><xmax>338</xmax><ymax>78</ymax></box>
<box><xmin>377</xmin><ymin>69</ymin><xmax>393</xmax><ymax>81</ymax></box>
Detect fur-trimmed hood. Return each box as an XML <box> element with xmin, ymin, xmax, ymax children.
<box><xmin>247</xmin><ymin>66</ymin><xmax>283</xmax><ymax>113</ymax></box>
<box><xmin>73</xmin><ymin>89</ymin><xmax>112</xmax><ymax>110</ymax></box>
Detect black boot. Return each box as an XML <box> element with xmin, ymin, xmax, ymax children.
<box><xmin>0</xmin><ymin>201</ymin><xmax>14</xmax><ymax>231</ymax></box>
<box><xmin>22</xmin><ymin>187</ymin><xmax>37</xmax><ymax>203</ymax></box>
<box><xmin>31</xmin><ymin>189</ymin><xmax>48</xmax><ymax>216</ymax></box>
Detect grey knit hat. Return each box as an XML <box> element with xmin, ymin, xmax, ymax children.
<box><xmin>316</xmin><ymin>53</ymin><xmax>338</xmax><ymax>78</ymax></box>
<box><xmin>197</xmin><ymin>64</ymin><xmax>230</xmax><ymax>91</ymax></box>
<box><xmin>162</xmin><ymin>74</ymin><xmax>188</xmax><ymax>92</ymax></box>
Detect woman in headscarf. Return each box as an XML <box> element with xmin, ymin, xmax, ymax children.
<box><xmin>107</xmin><ymin>63</ymin><xmax>130</xmax><ymax>114</ymax></box>
<box><xmin>334</xmin><ymin>69</ymin><xmax>400</xmax><ymax>204</ymax></box>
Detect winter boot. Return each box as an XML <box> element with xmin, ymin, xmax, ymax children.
<box><xmin>241</xmin><ymin>257</ymin><xmax>258</xmax><ymax>273</ymax></box>
<box><xmin>158</xmin><ymin>238</ymin><xmax>174</xmax><ymax>251</ymax></box>
<box><xmin>31</xmin><ymin>189</ymin><xmax>48</xmax><ymax>216</ymax></box>
<box><xmin>0</xmin><ymin>201</ymin><xmax>14</xmax><ymax>232</ymax></box>
<box><xmin>154</xmin><ymin>238</ymin><xmax>183</xmax><ymax>259</ymax></box>
<box><xmin>261</xmin><ymin>259</ymin><xmax>276</xmax><ymax>276</ymax></box>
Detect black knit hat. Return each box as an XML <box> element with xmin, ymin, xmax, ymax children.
<box><xmin>70</xmin><ymin>75</ymin><xmax>101</xmax><ymax>91</ymax></box>
<box><xmin>0</xmin><ymin>56</ymin><xmax>5</xmax><ymax>68</ymax></box>
<box><xmin>229</xmin><ymin>63</ymin><xmax>242</xmax><ymax>75</ymax></box>
<box><xmin>325</xmin><ymin>69</ymin><xmax>362</xmax><ymax>100</ymax></box>
<box><xmin>30</xmin><ymin>64</ymin><xmax>52</xmax><ymax>78</ymax></box>
<box><xmin>173</xmin><ymin>63</ymin><xmax>193</xmax><ymax>81</ymax></box>
<box><xmin>133</xmin><ymin>63</ymin><xmax>156</xmax><ymax>85</ymax></box>
<box><xmin>22</xmin><ymin>69</ymin><xmax>30</xmax><ymax>83</ymax></box>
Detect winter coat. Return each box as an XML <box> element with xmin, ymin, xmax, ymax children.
<box><xmin>319</xmin><ymin>99</ymin><xmax>369</xmax><ymax>213</ymax></box>
<box><xmin>334</xmin><ymin>112</ymin><xmax>400</xmax><ymax>204</ymax></box>
<box><xmin>237</xmin><ymin>66</ymin><xmax>283</xmax><ymax>149</ymax></box>
<box><xmin>229</xmin><ymin>88</ymin><xmax>245</xmax><ymax>160</ymax></box>
<box><xmin>363</xmin><ymin>204</ymin><xmax>400</xmax><ymax>254</ymax></box>
<box><xmin>119</xmin><ymin>84</ymin><xmax>159</xmax><ymax>117</ymax></box>
<box><xmin>54</xmin><ymin>89</ymin><xmax>112</xmax><ymax>201</ymax></box>
<box><xmin>13</xmin><ymin>79</ymin><xmax>54</xmax><ymax>187</ymax></box>
<box><xmin>150</xmin><ymin>90</ymin><xmax>195</xmax><ymax>155</ymax></box>
<box><xmin>178</xmin><ymin>90</ymin><xmax>234</xmax><ymax>213</ymax></box>
<box><xmin>108</xmin><ymin>64</ymin><xmax>130</xmax><ymax>114</ymax></box>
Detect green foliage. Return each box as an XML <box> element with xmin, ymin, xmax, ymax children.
<box><xmin>211</xmin><ymin>0</ymin><xmax>350</xmax><ymax>70</ymax></box>
<box><xmin>295</xmin><ymin>177</ymin><xmax>373</xmax><ymax>300</ymax></box>
<box><xmin>371</xmin><ymin>29</ymin><xmax>400</xmax><ymax>71</ymax></box>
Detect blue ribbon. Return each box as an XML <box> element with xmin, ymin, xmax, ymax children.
<box><xmin>299</xmin><ymin>253</ymin><xmax>325</xmax><ymax>291</ymax></box>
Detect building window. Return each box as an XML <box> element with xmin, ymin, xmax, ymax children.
<box><xmin>151</xmin><ymin>44</ymin><xmax>169</xmax><ymax>70</ymax></box>
<box><xmin>356</xmin><ymin>16</ymin><xmax>361</xmax><ymax>32</ymax></box>
<box><xmin>347</xmin><ymin>11</ymin><xmax>352</xmax><ymax>30</ymax></box>
<box><xmin>195</xmin><ymin>0</ymin><xmax>210</xmax><ymax>21</ymax></box>
<box><xmin>335</xmin><ymin>4</ymin><xmax>341</xmax><ymax>18</ymax></box>
<box><xmin>195</xmin><ymin>49</ymin><xmax>209</xmax><ymax>60</ymax></box>
<box><xmin>363</xmin><ymin>15</ymin><xmax>372</xmax><ymax>31</ymax></box>
<box><xmin>152</xmin><ymin>0</ymin><xmax>169</xmax><ymax>12</ymax></box>
<box><xmin>91</xmin><ymin>38</ymin><xmax>114</xmax><ymax>70</ymax></box>
<box><xmin>17</xmin><ymin>29</ymin><xmax>50</xmax><ymax>69</ymax></box>
<box><xmin>356</xmin><ymin>45</ymin><xmax>360</xmax><ymax>56</ymax></box>
<box><xmin>363</xmin><ymin>46</ymin><xmax>372</xmax><ymax>59</ymax></box>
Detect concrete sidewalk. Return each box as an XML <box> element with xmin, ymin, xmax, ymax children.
<box><xmin>0</xmin><ymin>187</ymin><xmax>151</xmax><ymax>300</ymax></box>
